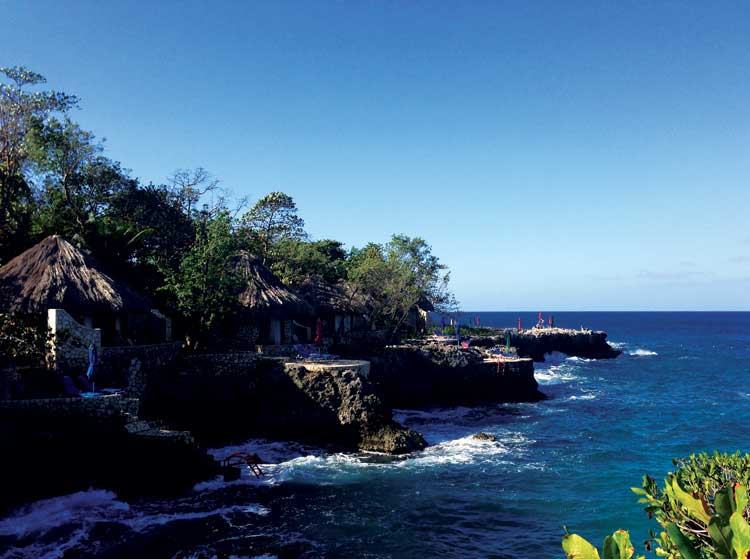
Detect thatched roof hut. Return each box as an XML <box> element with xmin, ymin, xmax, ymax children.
<box><xmin>296</xmin><ymin>280</ymin><xmax>369</xmax><ymax>316</ymax></box>
<box><xmin>0</xmin><ymin>235</ymin><xmax>151</xmax><ymax>315</ymax></box>
<box><xmin>236</xmin><ymin>252</ymin><xmax>312</xmax><ymax>317</ymax></box>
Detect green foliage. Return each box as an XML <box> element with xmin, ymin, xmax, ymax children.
<box><xmin>239</xmin><ymin>191</ymin><xmax>306</xmax><ymax>263</ymax></box>
<box><xmin>0</xmin><ymin>64</ymin><xmax>460</xmax><ymax>353</ymax></box>
<box><xmin>270</xmin><ymin>238</ymin><xmax>347</xmax><ymax>286</ymax></box>
<box><xmin>0</xmin><ymin>66</ymin><xmax>77</xmax><ymax>261</ymax></box>
<box><xmin>563</xmin><ymin>529</ymin><xmax>641</xmax><ymax>559</ymax></box>
<box><xmin>163</xmin><ymin>212</ymin><xmax>241</xmax><ymax>349</ymax></box>
<box><xmin>565</xmin><ymin>452</ymin><xmax>750</xmax><ymax>559</ymax></box>
<box><xmin>347</xmin><ymin>235</ymin><xmax>456</xmax><ymax>339</ymax></box>
<box><xmin>0</xmin><ymin>312</ymin><xmax>51</xmax><ymax>367</ymax></box>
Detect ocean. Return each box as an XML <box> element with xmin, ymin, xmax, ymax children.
<box><xmin>1</xmin><ymin>312</ymin><xmax>749</xmax><ymax>558</ymax></box>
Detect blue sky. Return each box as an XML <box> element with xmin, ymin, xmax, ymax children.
<box><xmin>2</xmin><ymin>1</ymin><xmax>749</xmax><ymax>310</ymax></box>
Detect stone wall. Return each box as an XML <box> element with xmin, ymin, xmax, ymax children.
<box><xmin>0</xmin><ymin>392</ymin><xmax>216</xmax><ymax>512</ymax></box>
<box><xmin>0</xmin><ymin>393</ymin><xmax>139</xmax><ymax>422</ymax></box>
<box><xmin>98</xmin><ymin>342</ymin><xmax>181</xmax><ymax>397</ymax></box>
<box><xmin>48</xmin><ymin>308</ymin><xmax>101</xmax><ymax>375</ymax></box>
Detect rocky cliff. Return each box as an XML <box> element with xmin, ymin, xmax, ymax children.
<box><xmin>147</xmin><ymin>353</ymin><xmax>426</xmax><ymax>454</ymax></box>
<box><xmin>469</xmin><ymin>329</ymin><xmax>621</xmax><ymax>361</ymax></box>
<box><xmin>369</xmin><ymin>343</ymin><xmax>543</xmax><ymax>409</ymax></box>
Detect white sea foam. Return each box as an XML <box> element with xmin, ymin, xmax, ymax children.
<box><xmin>567</xmin><ymin>392</ymin><xmax>598</xmax><ymax>401</ymax></box>
<box><xmin>0</xmin><ymin>488</ymin><xmax>269</xmax><ymax>559</ymax></box>
<box><xmin>566</xmin><ymin>356</ymin><xmax>593</xmax><ymax>363</ymax></box>
<box><xmin>0</xmin><ymin>489</ymin><xmax>128</xmax><ymax>538</ymax></box>
<box><xmin>534</xmin><ymin>365</ymin><xmax>579</xmax><ymax>385</ymax></box>
<box><xmin>628</xmin><ymin>348</ymin><xmax>658</xmax><ymax>357</ymax></box>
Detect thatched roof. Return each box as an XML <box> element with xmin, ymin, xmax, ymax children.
<box><xmin>417</xmin><ymin>294</ymin><xmax>435</xmax><ymax>312</ymax></box>
<box><xmin>236</xmin><ymin>252</ymin><xmax>313</xmax><ymax>317</ymax></box>
<box><xmin>0</xmin><ymin>235</ymin><xmax>151</xmax><ymax>315</ymax></box>
<box><xmin>296</xmin><ymin>280</ymin><xmax>369</xmax><ymax>315</ymax></box>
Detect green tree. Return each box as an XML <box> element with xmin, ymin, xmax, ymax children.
<box><xmin>27</xmin><ymin>117</ymin><xmax>112</xmax><ymax>240</ymax></box>
<box><xmin>347</xmin><ymin>235</ymin><xmax>456</xmax><ymax>340</ymax></box>
<box><xmin>163</xmin><ymin>211</ymin><xmax>240</xmax><ymax>349</ymax></box>
<box><xmin>0</xmin><ymin>66</ymin><xmax>76</xmax><ymax>260</ymax></box>
<box><xmin>271</xmin><ymin>238</ymin><xmax>347</xmax><ymax>286</ymax></box>
<box><xmin>239</xmin><ymin>191</ymin><xmax>306</xmax><ymax>264</ymax></box>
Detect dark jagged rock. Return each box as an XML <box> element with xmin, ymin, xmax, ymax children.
<box><xmin>472</xmin><ymin>432</ymin><xmax>498</xmax><ymax>442</ymax></box>
<box><xmin>369</xmin><ymin>343</ymin><xmax>543</xmax><ymax>409</ymax></box>
<box><xmin>149</xmin><ymin>353</ymin><xmax>425</xmax><ymax>454</ymax></box>
<box><xmin>0</xmin><ymin>395</ymin><xmax>217</xmax><ymax>513</ymax></box>
<box><xmin>469</xmin><ymin>329</ymin><xmax>621</xmax><ymax>362</ymax></box>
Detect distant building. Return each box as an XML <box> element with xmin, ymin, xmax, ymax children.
<box><xmin>406</xmin><ymin>294</ymin><xmax>434</xmax><ymax>334</ymax></box>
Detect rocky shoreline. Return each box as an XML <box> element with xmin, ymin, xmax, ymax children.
<box><xmin>370</xmin><ymin>343</ymin><xmax>542</xmax><ymax>409</ymax></box>
<box><xmin>468</xmin><ymin>328</ymin><xmax>621</xmax><ymax>361</ymax></box>
<box><xmin>0</xmin><ymin>328</ymin><xmax>620</xmax><ymax>512</ymax></box>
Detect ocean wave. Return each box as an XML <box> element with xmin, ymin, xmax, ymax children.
<box><xmin>0</xmin><ymin>489</ymin><xmax>128</xmax><ymax>539</ymax></box>
<box><xmin>534</xmin><ymin>365</ymin><xmax>579</xmax><ymax>385</ymax></box>
<box><xmin>566</xmin><ymin>356</ymin><xmax>594</xmax><ymax>363</ymax></box>
<box><xmin>567</xmin><ymin>392</ymin><xmax>598</xmax><ymax>401</ymax></box>
<box><xmin>197</xmin><ymin>430</ymin><xmax>535</xmax><ymax>489</ymax></box>
<box><xmin>608</xmin><ymin>341</ymin><xmax>627</xmax><ymax>349</ymax></box>
<box><xmin>0</xmin><ymin>488</ymin><xmax>269</xmax><ymax>559</ymax></box>
<box><xmin>628</xmin><ymin>348</ymin><xmax>658</xmax><ymax>357</ymax></box>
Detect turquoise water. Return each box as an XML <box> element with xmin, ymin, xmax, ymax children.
<box><xmin>1</xmin><ymin>312</ymin><xmax>749</xmax><ymax>558</ymax></box>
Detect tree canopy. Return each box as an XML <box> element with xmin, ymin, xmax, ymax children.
<box><xmin>0</xmin><ymin>65</ymin><xmax>458</xmax><ymax>348</ymax></box>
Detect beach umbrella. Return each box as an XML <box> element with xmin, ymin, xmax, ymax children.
<box><xmin>314</xmin><ymin>318</ymin><xmax>323</xmax><ymax>345</ymax></box>
<box><xmin>86</xmin><ymin>342</ymin><xmax>98</xmax><ymax>392</ymax></box>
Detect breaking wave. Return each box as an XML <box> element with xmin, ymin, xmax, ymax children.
<box><xmin>534</xmin><ymin>365</ymin><xmax>579</xmax><ymax>385</ymax></box>
<box><xmin>0</xmin><ymin>489</ymin><xmax>269</xmax><ymax>559</ymax></box>
<box><xmin>628</xmin><ymin>348</ymin><xmax>658</xmax><ymax>357</ymax></box>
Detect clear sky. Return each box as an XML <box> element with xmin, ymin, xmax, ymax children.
<box><xmin>2</xmin><ymin>0</ymin><xmax>749</xmax><ymax>310</ymax></box>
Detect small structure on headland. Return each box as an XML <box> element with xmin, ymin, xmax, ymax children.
<box><xmin>406</xmin><ymin>294</ymin><xmax>434</xmax><ymax>335</ymax></box>
<box><xmin>234</xmin><ymin>252</ymin><xmax>313</xmax><ymax>347</ymax></box>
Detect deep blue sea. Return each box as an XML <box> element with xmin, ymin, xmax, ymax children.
<box><xmin>2</xmin><ymin>312</ymin><xmax>749</xmax><ymax>559</ymax></box>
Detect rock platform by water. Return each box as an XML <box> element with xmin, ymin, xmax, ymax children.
<box><xmin>468</xmin><ymin>328</ymin><xmax>621</xmax><ymax>361</ymax></box>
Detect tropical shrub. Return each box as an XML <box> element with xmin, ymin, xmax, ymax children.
<box><xmin>563</xmin><ymin>452</ymin><xmax>750</xmax><ymax>558</ymax></box>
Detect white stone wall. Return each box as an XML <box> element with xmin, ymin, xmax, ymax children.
<box><xmin>47</xmin><ymin>309</ymin><xmax>102</xmax><ymax>375</ymax></box>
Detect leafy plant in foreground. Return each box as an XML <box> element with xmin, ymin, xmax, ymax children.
<box><xmin>563</xmin><ymin>452</ymin><xmax>750</xmax><ymax>558</ymax></box>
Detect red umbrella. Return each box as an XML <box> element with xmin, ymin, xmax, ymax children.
<box><xmin>314</xmin><ymin>318</ymin><xmax>323</xmax><ymax>345</ymax></box>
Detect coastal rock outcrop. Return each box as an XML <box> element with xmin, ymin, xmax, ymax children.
<box><xmin>148</xmin><ymin>353</ymin><xmax>425</xmax><ymax>454</ymax></box>
<box><xmin>469</xmin><ymin>329</ymin><xmax>621</xmax><ymax>362</ymax></box>
<box><xmin>369</xmin><ymin>343</ymin><xmax>543</xmax><ymax>409</ymax></box>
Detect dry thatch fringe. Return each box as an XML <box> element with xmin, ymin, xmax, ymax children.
<box><xmin>0</xmin><ymin>235</ymin><xmax>151</xmax><ymax>314</ymax></box>
<box><xmin>295</xmin><ymin>279</ymin><xmax>370</xmax><ymax>315</ymax></box>
<box><xmin>236</xmin><ymin>252</ymin><xmax>312</xmax><ymax>317</ymax></box>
